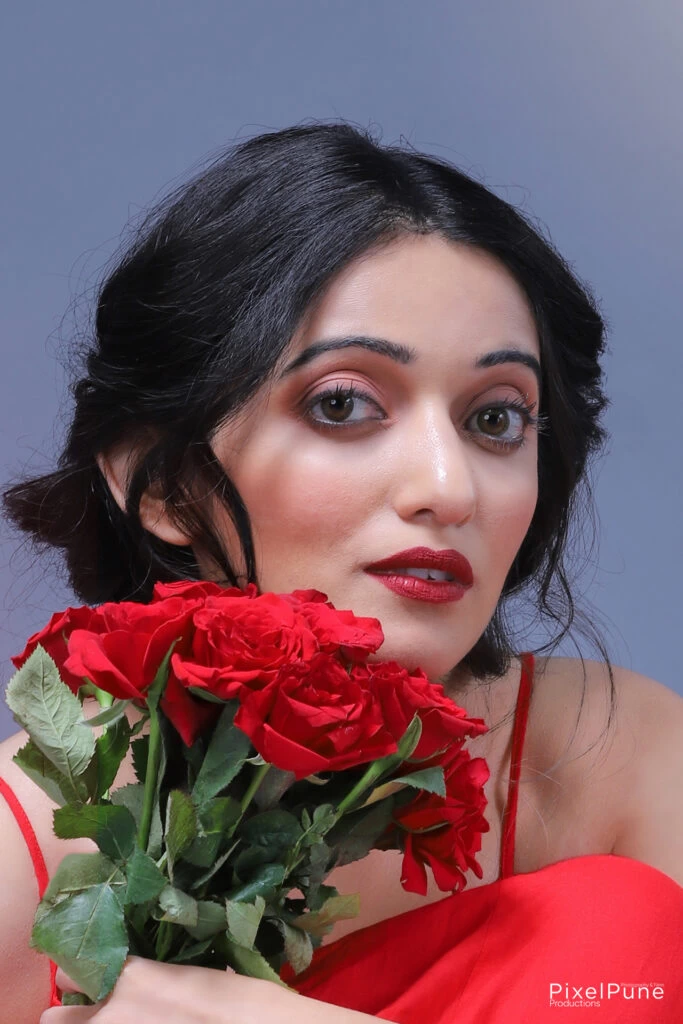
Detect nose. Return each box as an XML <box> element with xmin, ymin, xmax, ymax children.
<box><xmin>390</xmin><ymin>403</ymin><xmax>476</xmax><ymax>527</ymax></box>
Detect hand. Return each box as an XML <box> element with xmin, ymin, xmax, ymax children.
<box><xmin>40</xmin><ymin>956</ymin><xmax>385</xmax><ymax>1023</ymax></box>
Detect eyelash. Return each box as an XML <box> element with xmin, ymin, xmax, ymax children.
<box><xmin>302</xmin><ymin>383</ymin><xmax>546</xmax><ymax>452</ymax></box>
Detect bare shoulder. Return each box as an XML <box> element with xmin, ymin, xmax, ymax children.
<box><xmin>0</xmin><ymin>725</ymin><xmax>91</xmax><ymax>876</ymax></box>
<box><xmin>529</xmin><ymin>655</ymin><xmax>683</xmax><ymax>885</ymax></box>
<box><xmin>0</xmin><ymin>723</ymin><xmax>105</xmax><ymax>1018</ymax></box>
<box><xmin>534</xmin><ymin>654</ymin><xmax>683</xmax><ymax>765</ymax></box>
<box><xmin>0</xmin><ymin>726</ymin><xmax>61</xmax><ymax>1019</ymax></box>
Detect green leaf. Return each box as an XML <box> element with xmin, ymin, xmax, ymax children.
<box><xmin>334</xmin><ymin>716</ymin><xmax>423</xmax><ymax>817</ymax></box>
<box><xmin>229</xmin><ymin>863</ymin><xmax>286</xmax><ymax>904</ymax></box>
<box><xmin>225</xmin><ymin>895</ymin><xmax>264</xmax><ymax>950</ymax></box>
<box><xmin>296</xmin><ymin>841</ymin><xmax>331</xmax><ymax>904</ymax></box>
<box><xmin>109</xmin><ymin>783</ymin><xmax>162</xmax><ymax>857</ymax></box>
<box><xmin>76</xmin><ymin>755</ymin><xmax>101</xmax><ymax>804</ymax></box>
<box><xmin>168</xmin><ymin>937</ymin><xmax>214</xmax><ymax>964</ymax></box>
<box><xmin>326</xmin><ymin>799</ymin><xmax>395</xmax><ymax>868</ymax></box>
<box><xmin>232</xmin><ymin>844</ymin><xmax>277</xmax><ymax>878</ymax></box>
<box><xmin>253</xmin><ymin>766</ymin><xmax>296</xmax><ymax>811</ymax></box>
<box><xmin>5</xmin><ymin>646</ymin><xmax>96</xmax><ymax>785</ymax></box>
<box><xmin>94</xmin><ymin>717</ymin><xmax>132</xmax><ymax>799</ymax></box>
<box><xmin>165</xmin><ymin>789</ymin><xmax>199</xmax><ymax>867</ymax></box>
<box><xmin>187</xmin><ymin>686</ymin><xmax>229</xmax><ymax>705</ymax></box>
<box><xmin>131</xmin><ymin>735</ymin><xmax>149</xmax><ymax>784</ymax></box>
<box><xmin>130</xmin><ymin>715</ymin><xmax>148</xmax><ymax>738</ymax></box>
<box><xmin>12</xmin><ymin>739</ymin><xmax>87</xmax><ymax>806</ymax></box>
<box><xmin>53</xmin><ymin>803</ymin><xmax>137</xmax><ymax>863</ymax></box>
<box><xmin>180</xmin><ymin>836</ymin><xmax>220</xmax><ymax>873</ymax></box>
<box><xmin>158</xmin><ymin>885</ymin><xmax>199</xmax><ymax>928</ymax></box>
<box><xmin>110</xmin><ymin>783</ymin><xmax>145</xmax><ymax>825</ymax></box>
<box><xmin>181</xmin><ymin>732</ymin><xmax>208</xmax><ymax>783</ymax></box>
<box><xmin>36</xmin><ymin>852</ymin><xmax>126</xmax><ymax>914</ymax></box>
<box><xmin>61</xmin><ymin>993</ymin><xmax>93</xmax><ymax>1006</ymax></box>
<box><xmin>274</xmin><ymin>919</ymin><xmax>313</xmax><ymax>975</ymax></box>
<box><xmin>311</xmin><ymin>803</ymin><xmax>338</xmax><ymax>834</ymax></box>
<box><xmin>146</xmin><ymin>646</ymin><xmax>174</xmax><ymax>714</ymax></box>
<box><xmin>183</xmin><ymin>797</ymin><xmax>241</xmax><ymax>868</ymax></box>
<box><xmin>239</xmin><ymin>809</ymin><xmax>303</xmax><ymax>853</ymax></box>
<box><xmin>191</xmin><ymin>702</ymin><xmax>252</xmax><ymax>806</ymax></box>
<box><xmin>389</xmin><ymin>766</ymin><xmax>446</xmax><ymax>798</ymax></box>
<box><xmin>306</xmin><ymin>882</ymin><xmax>338</xmax><ymax>914</ymax></box>
<box><xmin>396</xmin><ymin>714</ymin><xmax>423</xmax><ymax>760</ymax></box>
<box><xmin>189</xmin><ymin>840</ymin><xmax>239</xmax><ymax>892</ymax></box>
<box><xmin>358</xmin><ymin>779</ymin><xmax>408</xmax><ymax>808</ymax></box>
<box><xmin>123</xmin><ymin>904</ymin><xmax>158</xmax><ymax>960</ymax></box>
<box><xmin>294</xmin><ymin>893</ymin><xmax>360</xmax><ymax>939</ymax></box>
<box><xmin>31</xmin><ymin>882</ymin><xmax>128</xmax><ymax>1002</ymax></box>
<box><xmin>79</xmin><ymin>700</ymin><xmax>132</xmax><ymax>729</ymax></box>
<box><xmin>124</xmin><ymin>846</ymin><xmax>167</xmax><ymax>905</ymax></box>
<box><xmin>185</xmin><ymin>900</ymin><xmax>228</xmax><ymax>941</ymax></box>
<box><xmin>223</xmin><ymin>938</ymin><xmax>290</xmax><ymax>987</ymax></box>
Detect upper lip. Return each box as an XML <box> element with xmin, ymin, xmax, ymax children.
<box><xmin>365</xmin><ymin>547</ymin><xmax>474</xmax><ymax>586</ymax></box>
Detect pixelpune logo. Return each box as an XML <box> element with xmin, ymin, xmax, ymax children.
<box><xmin>549</xmin><ymin>982</ymin><xmax>665</xmax><ymax>1008</ymax></box>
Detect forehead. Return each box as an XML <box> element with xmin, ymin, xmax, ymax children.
<box><xmin>290</xmin><ymin>233</ymin><xmax>540</xmax><ymax>359</ymax></box>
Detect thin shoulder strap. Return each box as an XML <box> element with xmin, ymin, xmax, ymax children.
<box><xmin>498</xmin><ymin>652</ymin><xmax>535</xmax><ymax>879</ymax></box>
<box><xmin>0</xmin><ymin>776</ymin><xmax>61</xmax><ymax>1007</ymax></box>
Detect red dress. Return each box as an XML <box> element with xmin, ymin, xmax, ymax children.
<box><xmin>284</xmin><ymin>653</ymin><xmax>683</xmax><ymax>1021</ymax></box>
<box><xmin>2</xmin><ymin>652</ymin><xmax>682</xmax><ymax>1018</ymax></box>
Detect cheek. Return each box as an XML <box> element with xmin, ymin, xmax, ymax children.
<box><xmin>479</xmin><ymin>459</ymin><xmax>538</xmax><ymax>567</ymax></box>
<box><xmin>234</xmin><ymin>434</ymin><xmax>381</xmax><ymax>547</ymax></box>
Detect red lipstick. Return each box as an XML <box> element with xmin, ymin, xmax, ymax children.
<box><xmin>364</xmin><ymin>547</ymin><xmax>474</xmax><ymax>604</ymax></box>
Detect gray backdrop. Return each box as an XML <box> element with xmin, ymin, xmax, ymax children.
<box><xmin>1</xmin><ymin>1</ymin><xmax>681</xmax><ymax>739</ymax></box>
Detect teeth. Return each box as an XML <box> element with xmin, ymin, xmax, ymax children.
<box><xmin>375</xmin><ymin>567</ymin><xmax>455</xmax><ymax>582</ymax></box>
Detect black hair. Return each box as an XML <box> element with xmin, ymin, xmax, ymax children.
<box><xmin>2</xmin><ymin>120</ymin><xmax>614</xmax><ymax>707</ymax></box>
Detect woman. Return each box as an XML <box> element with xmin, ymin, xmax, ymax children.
<box><xmin>0</xmin><ymin>121</ymin><xmax>681</xmax><ymax>1022</ymax></box>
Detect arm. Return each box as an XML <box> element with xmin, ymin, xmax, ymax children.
<box><xmin>0</xmin><ymin>725</ymin><xmax>108</xmax><ymax>1022</ymax></box>
<box><xmin>0</xmin><ymin>773</ymin><xmax>57</xmax><ymax>1022</ymax></box>
<box><xmin>41</xmin><ymin>957</ymin><xmax>391</xmax><ymax>1023</ymax></box>
<box><xmin>609</xmin><ymin>667</ymin><xmax>683</xmax><ymax>886</ymax></box>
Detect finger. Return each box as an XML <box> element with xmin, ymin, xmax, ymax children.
<box><xmin>40</xmin><ymin>1005</ymin><xmax>97</xmax><ymax>1022</ymax></box>
<box><xmin>54</xmin><ymin>967</ymin><xmax>82</xmax><ymax>994</ymax></box>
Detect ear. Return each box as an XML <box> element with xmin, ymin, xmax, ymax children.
<box><xmin>96</xmin><ymin>447</ymin><xmax>193</xmax><ymax>548</ymax></box>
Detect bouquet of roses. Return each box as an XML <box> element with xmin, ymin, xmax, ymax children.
<box><xmin>4</xmin><ymin>580</ymin><xmax>489</xmax><ymax>1006</ymax></box>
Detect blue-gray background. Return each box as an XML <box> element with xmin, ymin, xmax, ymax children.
<box><xmin>1</xmin><ymin>2</ymin><xmax>681</xmax><ymax>739</ymax></box>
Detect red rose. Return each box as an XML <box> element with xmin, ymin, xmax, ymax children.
<box><xmin>65</xmin><ymin>597</ymin><xmax>196</xmax><ymax>698</ymax></box>
<box><xmin>64</xmin><ymin>597</ymin><xmax>216</xmax><ymax>746</ymax></box>
<box><xmin>12</xmin><ymin>605</ymin><xmax>103</xmax><ymax>691</ymax></box>
<box><xmin>234</xmin><ymin>653</ymin><xmax>398</xmax><ymax>779</ymax></box>
<box><xmin>285</xmin><ymin>591</ymin><xmax>385</xmax><ymax>662</ymax></box>
<box><xmin>394</xmin><ymin>747</ymin><xmax>490</xmax><ymax>895</ymax></box>
<box><xmin>159</xmin><ymin>671</ymin><xmax>220</xmax><ymax>746</ymax></box>
<box><xmin>151</xmin><ymin>580</ymin><xmax>245</xmax><ymax>602</ymax></box>
<box><xmin>353</xmin><ymin>662</ymin><xmax>488</xmax><ymax>760</ymax></box>
<box><xmin>171</xmin><ymin>590</ymin><xmax>320</xmax><ymax>701</ymax></box>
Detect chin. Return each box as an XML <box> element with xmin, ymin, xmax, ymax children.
<box><xmin>367</xmin><ymin>643</ymin><xmax>459</xmax><ymax>682</ymax></box>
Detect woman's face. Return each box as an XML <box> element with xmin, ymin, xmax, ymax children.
<box><xmin>208</xmin><ymin>234</ymin><xmax>541</xmax><ymax>682</ymax></box>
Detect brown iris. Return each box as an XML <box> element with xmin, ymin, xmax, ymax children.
<box><xmin>477</xmin><ymin>408</ymin><xmax>510</xmax><ymax>437</ymax></box>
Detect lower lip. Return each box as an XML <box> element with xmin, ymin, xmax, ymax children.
<box><xmin>365</xmin><ymin>571</ymin><xmax>469</xmax><ymax>604</ymax></box>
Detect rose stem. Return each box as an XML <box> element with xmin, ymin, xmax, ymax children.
<box><xmin>238</xmin><ymin>763</ymin><xmax>271</xmax><ymax>816</ymax></box>
<box><xmin>137</xmin><ymin>707</ymin><xmax>161</xmax><ymax>852</ymax></box>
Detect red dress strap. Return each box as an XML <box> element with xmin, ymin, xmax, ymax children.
<box><xmin>498</xmin><ymin>651</ymin><xmax>534</xmax><ymax>879</ymax></box>
<box><xmin>0</xmin><ymin>775</ymin><xmax>62</xmax><ymax>1007</ymax></box>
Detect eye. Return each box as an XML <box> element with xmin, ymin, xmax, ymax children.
<box><xmin>466</xmin><ymin>397</ymin><xmax>541</xmax><ymax>452</ymax></box>
<box><xmin>303</xmin><ymin>383</ymin><xmax>386</xmax><ymax>429</ymax></box>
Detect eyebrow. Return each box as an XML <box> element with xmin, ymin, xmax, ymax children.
<box><xmin>281</xmin><ymin>335</ymin><xmax>542</xmax><ymax>391</ymax></box>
